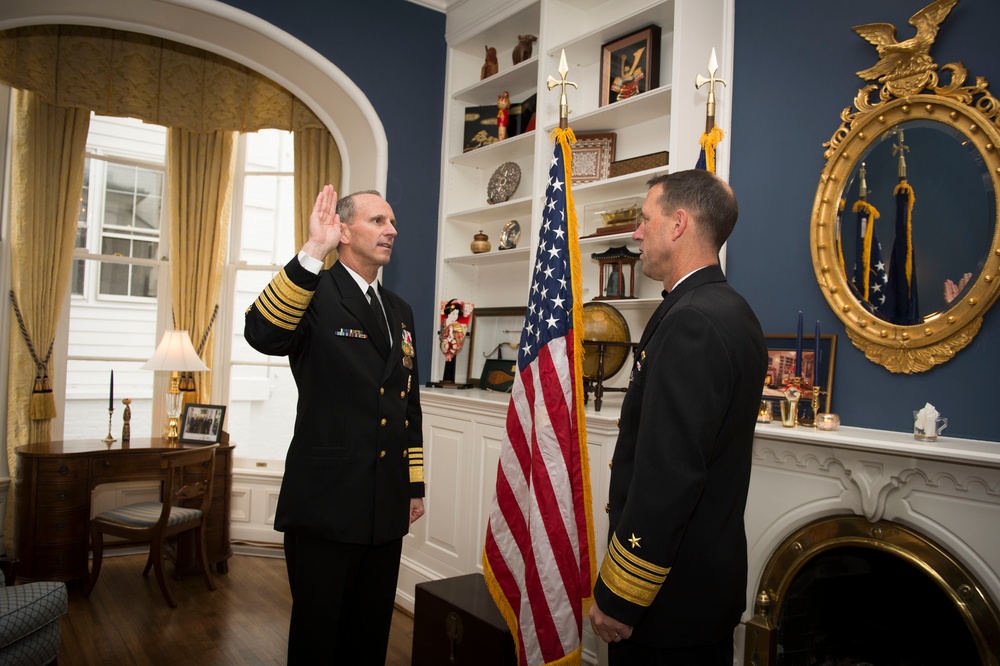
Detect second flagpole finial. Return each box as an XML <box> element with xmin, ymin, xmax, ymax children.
<box><xmin>695</xmin><ymin>47</ymin><xmax>728</xmax><ymax>131</ymax></box>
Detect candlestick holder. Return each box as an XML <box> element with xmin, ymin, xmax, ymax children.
<box><xmin>102</xmin><ymin>407</ymin><xmax>116</xmax><ymax>445</ymax></box>
<box><xmin>802</xmin><ymin>389</ymin><xmax>827</xmax><ymax>428</ymax></box>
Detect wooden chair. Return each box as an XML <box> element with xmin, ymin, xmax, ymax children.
<box><xmin>85</xmin><ymin>444</ymin><xmax>219</xmax><ymax>608</ymax></box>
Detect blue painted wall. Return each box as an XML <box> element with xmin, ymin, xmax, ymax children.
<box><xmin>222</xmin><ymin>0</ymin><xmax>998</xmax><ymax>440</ymax></box>
<box><xmin>222</xmin><ymin>0</ymin><xmax>447</xmax><ymax>385</ymax></box>
<box><xmin>729</xmin><ymin>0</ymin><xmax>998</xmax><ymax>440</ymax></box>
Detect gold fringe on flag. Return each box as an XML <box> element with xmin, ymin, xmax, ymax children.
<box><xmin>551</xmin><ymin>126</ymin><xmax>598</xmax><ymax>601</ymax></box>
<box><xmin>893</xmin><ymin>181</ymin><xmax>915</xmax><ymax>297</ymax></box>
<box><xmin>852</xmin><ymin>201</ymin><xmax>881</xmax><ymax>299</ymax></box>
<box><xmin>699</xmin><ymin>125</ymin><xmax>725</xmax><ymax>174</ymax></box>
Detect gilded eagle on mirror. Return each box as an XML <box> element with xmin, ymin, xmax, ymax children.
<box><xmin>852</xmin><ymin>0</ymin><xmax>958</xmax><ymax>93</ymax></box>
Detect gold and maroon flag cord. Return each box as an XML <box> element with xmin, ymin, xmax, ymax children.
<box><xmin>483</xmin><ymin>51</ymin><xmax>595</xmax><ymax>666</ymax></box>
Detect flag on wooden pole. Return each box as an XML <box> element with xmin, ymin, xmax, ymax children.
<box><xmin>483</xmin><ymin>125</ymin><xmax>595</xmax><ymax>666</ymax></box>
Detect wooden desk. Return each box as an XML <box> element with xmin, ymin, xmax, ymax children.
<box><xmin>14</xmin><ymin>438</ymin><xmax>233</xmax><ymax>583</ymax></box>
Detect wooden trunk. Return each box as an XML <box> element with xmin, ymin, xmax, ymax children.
<box><xmin>412</xmin><ymin>573</ymin><xmax>515</xmax><ymax>666</ymax></box>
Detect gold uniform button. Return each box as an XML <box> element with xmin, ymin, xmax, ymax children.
<box><xmin>609</xmin><ymin>461</ymin><xmax>613</xmax><ymax>470</ymax></box>
<box><xmin>400</xmin><ymin>391</ymin><xmax>406</xmax><ymax>399</ymax></box>
<box><xmin>616</xmin><ymin>418</ymin><xmax>620</xmax><ymax>428</ymax></box>
<box><xmin>605</xmin><ymin>503</ymin><xmax>610</xmax><ymax>514</ymax></box>
<box><xmin>380</xmin><ymin>387</ymin><xmax>385</xmax><ymax>395</ymax></box>
<box><xmin>402</xmin><ymin>450</ymin><xmax>408</xmax><ymax>458</ymax></box>
<box><xmin>380</xmin><ymin>418</ymin><xmax>387</xmax><ymax>426</ymax></box>
<box><xmin>379</xmin><ymin>450</ymin><xmax>386</xmax><ymax>459</ymax></box>
<box><xmin>405</xmin><ymin>419</ymin><xmax>410</xmax><ymax>428</ymax></box>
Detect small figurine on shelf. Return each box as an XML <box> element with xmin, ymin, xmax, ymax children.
<box><xmin>121</xmin><ymin>397</ymin><xmax>131</xmax><ymax>444</ymax></box>
<box><xmin>513</xmin><ymin>34</ymin><xmax>536</xmax><ymax>65</ymax></box>
<box><xmin>428</xmin><ymin>299</ymin><xmax>474</xmax><ymax>388</ymax></box>
<box><xmin>481</xmin><ymin>46</ymin><xmax>498</xmax><ymax>80</ymax></box>
<box><xmin>497</xmin><ymin>91</ymin><xmax>510</xmax><ymax>141</ymax></box>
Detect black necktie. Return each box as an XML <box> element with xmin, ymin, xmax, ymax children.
<box><xmin>367</xmin><ymin>286</ymin><xmax>391</xmax><ymax>343</ymax></box>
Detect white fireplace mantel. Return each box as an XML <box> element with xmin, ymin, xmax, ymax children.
<box><xmin>743</xmin><ymin>421</ymin><xmax>1000</xmax><ymax>646</ymax></box>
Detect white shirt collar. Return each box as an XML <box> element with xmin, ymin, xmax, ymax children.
<box><xmin>341</xmin><ymin>263</ymin><xmax>379</xmax><ymax>298</ymax></box>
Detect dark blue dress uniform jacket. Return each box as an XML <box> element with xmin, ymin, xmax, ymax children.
<box><xmin>244</xmin><ymin>258</ymin><xmax>424</xmax><ymax>546</ymax></box>
<box><xmin>593</xmin><ymin>265</ymin><xmax>767</xmax><ymax>647</ymax></box>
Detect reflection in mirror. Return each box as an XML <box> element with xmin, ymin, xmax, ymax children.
<box><xmin>837</xmin><ymin>121</ymin><xmax>996</xmax><ymax>323</ymax></box>
<box><xmin>811</xmin><ymin>0</ymin><xmax>1000</xmax><ymax>373</ymax></box>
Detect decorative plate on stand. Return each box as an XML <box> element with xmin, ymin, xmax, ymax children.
<box><xmin>486</xmin><ymin>161</ymin><xmax>521</xmax><ymax>205</ymax></box>
<box><xmin>499</xmin><ymin>220</ymin><xmax>521</xmax><ymax>250</ymax></box>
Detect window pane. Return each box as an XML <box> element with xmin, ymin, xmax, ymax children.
<box><xmin>238</xmin><ymin>174</ymin><xmax>295</xmax><ymax>264</ymax></box>
<box><xmin>99</xmin><ymin>260</ymin><xmax>130</xmax><ymax>296</ymax></box>
<box><xmin>63</xmin><ymin>359</ymin><xmax>155</xmax><ymax>440</ymax></box>
<box><xmin>246</xmin><ymin>129</ymin><xmax>294</xmax><ymax>172</ymax></box>
<box><xmin>130</xmin><ymin>264</ymin><xmax>157</xmax><ymax>298</ymax></box>
<box><xmin>228</xmin><ymin>365</ymin><xmax>296</xmax><ymax>463</ymax></box>
<box><xmin>104</xmin><ymin>164</ymin><xmax>163</xmax><ymax>232</ymax></box>
<box><xmin>71</xmin><ymin>259</ymin><xmax>85</xmax><ymax>296</ymax></box>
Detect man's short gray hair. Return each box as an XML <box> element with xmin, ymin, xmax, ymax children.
<box><xmin>336</xmin><ymin>190</ymin><xmax>383</xmax><ymax>224</ymax></box>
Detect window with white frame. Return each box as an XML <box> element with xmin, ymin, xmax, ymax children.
<box><xmin>63</xmin><ymin>115</ymin><xmax>166</xmax><ymax>441</ymax></box>
<box><xmin>222</xmin><ymin>129</ymin><xmax>298</xmax><ymax>466</ymax></box>
<box><xmin>62</xmin><ymin>116</ymin><xmax>300</xmax><ymax>466</ymax></box>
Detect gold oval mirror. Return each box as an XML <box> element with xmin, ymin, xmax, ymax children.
<box><xmin>811</xmin><ymin>0</ymin><xmax>1000</xmax><ymax>373</ymax></box>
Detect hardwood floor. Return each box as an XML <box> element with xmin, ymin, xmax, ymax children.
<box><xmin>59</xmin><ymin>552</ymin><xmax>414</xmax><ymax>665</ymax></box>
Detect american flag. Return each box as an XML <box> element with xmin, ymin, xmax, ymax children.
<box><xmin>483</xmin><ymin>128</ymin><xmax>595</xmax><ymax>666</ymax></box>
<box><xmin>851</xmin><ymin>200</ymin><xmax>888</xmax><ymax>311</ymax></box>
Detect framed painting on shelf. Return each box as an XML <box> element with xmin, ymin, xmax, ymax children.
<box><xmin>466</xmin><ymin>307</ymin><xmax>524</xmax><ymax>389</ymax></box>
<box><xmin>600</xmin><ymin>25</ymin><xmax>661</xmax><ymax>107</ymax></box>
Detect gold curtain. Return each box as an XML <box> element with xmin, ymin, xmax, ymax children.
<box><xmin>294</xmin><ymin>129</ymin><xmax>343</xmax><ymax>269</ymax></box>
<box><xmin>0</xmin><ymin>25</ymin><xmax>327</xmax><ymax>133</ymax></box>
<box><xmin>167</xmin><ymin>128</ymin><xmax>238</xmax><ymax>401</ymax></box>
<box><xmin>5</xmin><ymin>89</ymin><xmax>90</xmax><ymax>547</ymax></box>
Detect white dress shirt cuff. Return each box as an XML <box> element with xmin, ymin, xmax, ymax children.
<box><xmin>297</xmin><ymin>251</ymin><xmax>324</xmax><ymax>275</ymax></box>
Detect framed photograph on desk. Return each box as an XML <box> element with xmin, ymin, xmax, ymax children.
<box><xmin>179</xmin><ymin>403</ymin><xmax>227</xmax><ymax>444</ymax></box>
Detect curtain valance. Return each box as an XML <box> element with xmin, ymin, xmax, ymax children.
<box><xmin>0</xmin><ymin>25</ymin><xmax>325</xmax><ymax>132</ymax></box>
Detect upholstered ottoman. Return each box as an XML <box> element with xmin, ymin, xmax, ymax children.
<box><xmin>0</xmin><ymin>561</ymin><xmax>68</xmax><ymax>666</ymax></box>
<box><xmin>412</xmin><ymin>573</ymin><xmax>515</xmax><ymax>666</ymax></box>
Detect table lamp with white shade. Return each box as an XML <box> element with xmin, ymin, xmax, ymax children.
<box><xmin>141</xmin><ymin>330</ymin><xmax>209</xmax><ymax>441</ymax></box>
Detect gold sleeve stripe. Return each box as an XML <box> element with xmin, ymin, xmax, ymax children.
<box><xmin>408</xmin><ymin>448</ymin><xmax>424</xmax><ymax>483</ymax></box>
<box><xmin>598</xmin><ymin>534</ymin><xmax>670</xmax><ymax>607</ymax></box>
<box><xmin>252</xmin><ymin>269</ymin><xmax>314</xmax><ymax>330</ymax></box>
<box><xmin>609</xmin><ymin>533</ymin><xmax>671</xmax><ymax>576</ymax></box>
<box><xmin>271</xmin><ymin>269</ymin><xmax>314</xmax><ymax>308</ymax></box>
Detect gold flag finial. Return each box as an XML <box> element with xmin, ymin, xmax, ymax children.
<box><xmin>546</xmin><ymin>50</ymin><xmax>578</xmax><ymax>129</ymax></box>
<box><xmin>695</xmin><ymin>47</ymin><xmax>727</xmax><ymax>132</ymax></box>
<box><xmin>892</xmin><ymin>129</ymin><xmax>910</xmax><ymax>180</ymax></box>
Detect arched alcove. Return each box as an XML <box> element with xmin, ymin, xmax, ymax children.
<box><xmin>0</xmin><ymin>0</ymin><xmax>387</xmax><ymax>193</ymax></box>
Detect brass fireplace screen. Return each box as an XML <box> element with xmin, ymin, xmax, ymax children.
<box><xmin>744</xmin><ymin>516</ymin><xmax>1000</xmax><ymax>665</ymax></box>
